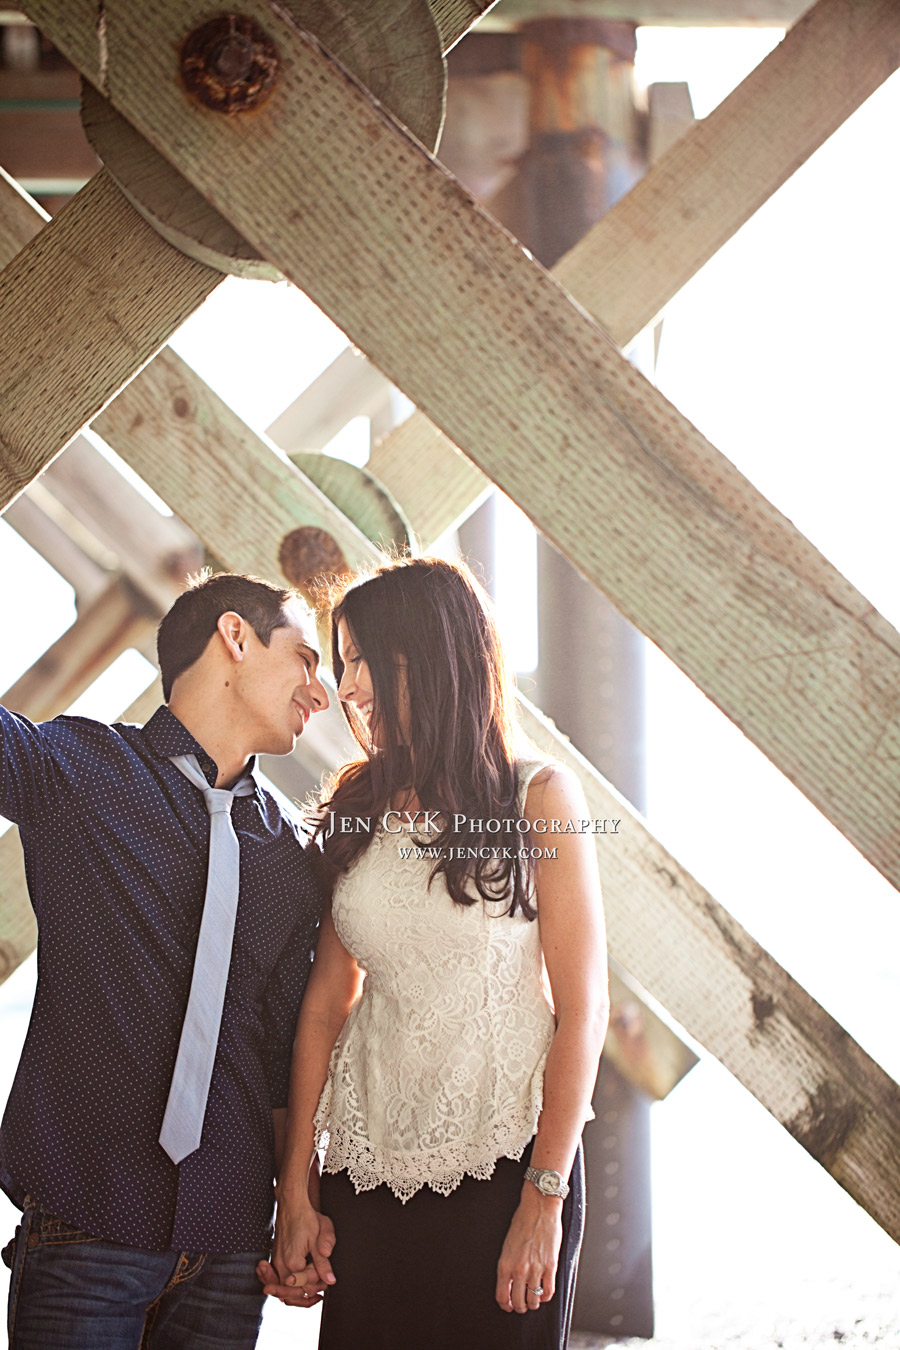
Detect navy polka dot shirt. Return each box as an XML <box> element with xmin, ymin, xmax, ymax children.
<box><xmin>0</xmin><ymin>704</ymin><xmax>323</xmax><ymax>1253</ymax></box>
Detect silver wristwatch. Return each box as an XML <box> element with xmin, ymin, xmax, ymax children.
<box><xmin>524</xmin><ymin>1166</ymin><xmax>569</xmax><ymax>1199</ymax></box>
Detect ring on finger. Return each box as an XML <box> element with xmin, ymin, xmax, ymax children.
<box><xmin>527</xmin><ymin>1285</ymin><xmax>544</xmax><ymax>1297</ymax></box>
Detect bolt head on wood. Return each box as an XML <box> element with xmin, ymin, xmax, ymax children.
<box><xmin>279</xmin><ymin>526</ymin><xmax>350</xmax><ymax>601</ymax></box>
<box><xmin>180</xmin><ymin>15</ymin><xmax>278</xmax><ymax>114</ymax></box>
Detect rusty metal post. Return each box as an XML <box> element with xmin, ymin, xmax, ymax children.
<box><xmin>449</xmin><ymin>20</ymin><xmax>654</xmax><ymax>1336</ymax></box>
<box><xmin>442</xmin><ymin>32</ymin><xmax>527</xmax><ymax>604</ymax></box>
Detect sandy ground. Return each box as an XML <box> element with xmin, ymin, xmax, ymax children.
<box><xmin>570</xmin><ymin>1264</ymin><xmax>900</xmax><ymax>1350</ymax></box>
<box><xmin>257</xmin><ymin>1266</ymin><xmax>900</xmax><ymax>1350</ymax></box>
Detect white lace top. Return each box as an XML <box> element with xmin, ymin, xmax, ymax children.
<box><xmin>314</xmin><ymin>759</ymin><xmax>556</xmax><ymax>1202</ymax></box>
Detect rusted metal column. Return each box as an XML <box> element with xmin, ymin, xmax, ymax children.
<box><xmin>442</xmin><ymin>32</ymin><xmax>526</xmax><ymax>603</ymax></box>
<box><xmin>489</xmin><ymin>20</ymin><xmax>653</xmax><ymax>1337</ymax></box>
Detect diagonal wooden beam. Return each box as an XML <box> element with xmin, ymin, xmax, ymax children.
<box><xmin>482</xmin><ymin>0</ymin><xmax>811</xmax><ymax>27</ymax></box>
<box><xmin>370</xmin><ymin>0</ymin><xmax>900</xmax><ymax>534</ymax></box>
<box><xmin>93</xmin><ymin>347</ymin><xmax>378</xmax><ymax>579</ymax></box>
<box><xmin>266</xmin><ymin>347</ymin><xmax>393</xmax><ymax>453</ymax></box>
<box><xmin>432</xmin><ymin>0</ymin><xmax>499</xmax><ymax>51</ymax></box>
<box><xmin>38</xmin><ymin>435</ymin><xmax>204</xmax><ymax>612</ymax></box>
<box><xmin>0</xmin><ymin>836</ymin><xmax>35</xmax><ymax>981</ymax></box>
<box><xmin>25</xmin><ymin>0</ymin><xmax>900</xmax><ymax>897</ymax></box>
<box><xmin>0</xmin><ymin>0</ymin><xmax>501</xmax><ymax>514</ymax></box>
<box><xmin>1</xmin><ymin>575</ymin><xmax>158</xmax><ymax>723</ymax></box>
<box><xmin>8</xmin><ymin>0</ymin><xmax>880</xmax><ymax>553</ymax></box>
<box><xmin>0</xmin><ymin>164</ymin><xmax>47</xmax><ymax>261</ymax></box>
<box><xmin>0</xmin><ymin>166</ymin><xmax>221</xmax><ymax>514</ymax></box>
<box><xmin>0</xmin><ymin>826</ymin><xmax>36</xmax><ymax>982</ymax></box>
<box><xmin>551</xmin><ymin>0</ymin><xmax>898</xmax><ymax>348</ymax></box>
<box><xmin>3</xmin><ymin>487</ymin><xmax>111</xmax><ymax>607</ymax></box>
<box><xmin>86</xmin><ymin>330</ymin><xmax>900</xmax><ymax>1244</ymax></box>
<box><xmin>517</xmin><ymin>694</ymin><xmax>900</xmax><ymax>1248</ymax></box>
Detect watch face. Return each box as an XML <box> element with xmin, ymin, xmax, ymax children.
<box><xmin>538</xmin><ymin>1171</ymin><xmax>562</xmax><ymax>1195</ymax></box>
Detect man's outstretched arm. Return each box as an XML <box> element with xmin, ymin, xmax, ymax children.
<box><xmin>0</xmin><ymin>704</ymin><xmax>78</xmax><ymax>828</ymax></box>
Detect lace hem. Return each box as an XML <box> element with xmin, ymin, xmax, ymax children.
<box><xmin>316</xmin><ymin>1103</ymin><xmax>545</xmax><ymax>1203</ymax></box>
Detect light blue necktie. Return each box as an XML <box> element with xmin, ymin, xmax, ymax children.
<box><xmin>159</xmin><ymin>753</ymin><xmax>256</xmax><ymax>1165</ymax></box>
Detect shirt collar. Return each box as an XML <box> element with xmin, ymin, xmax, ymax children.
<box><xmin>140</xmin><ymin>706</ymin><xmax>259</xmax><ymax>792</ymax></box>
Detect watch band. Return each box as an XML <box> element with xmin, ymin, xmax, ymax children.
<box><xmin>524</xmin><ymin>1166</ymin><xmax>570</xmax><ymax>1200</ymax></box>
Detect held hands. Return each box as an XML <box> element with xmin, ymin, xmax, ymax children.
<box><xmin>257</xmin><ymin>1203</ymin><xmax>337</xmax><ymax>1308</ymax></box>
<box><xmin>495</xmin><ymin>1185</ymin><xmax>563</xmax><ymax>1315</ymax></box>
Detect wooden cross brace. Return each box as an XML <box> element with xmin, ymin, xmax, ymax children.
<box><xmin>11</xmin><ymin>0</ymin><xmax>900</xmax><ymax>900</ymax></box>
<box><xmin>1</xmin><ymin>0</ymin><xmax>900</xmax><ymax>1240</ymax></box>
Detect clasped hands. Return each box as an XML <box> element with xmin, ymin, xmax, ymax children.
<box><xmin>256</xmin><ymin>1205</ymin><xmax>337</xmax><ymax>1308</ymax></box>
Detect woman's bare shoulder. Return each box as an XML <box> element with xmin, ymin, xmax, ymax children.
<box><xmin>521</xmin><ymin>761</ymin><xmax>585</xmax><ymax>819</ymax></box>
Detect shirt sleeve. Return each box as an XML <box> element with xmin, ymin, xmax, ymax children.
<box><xmin>0</xmin><ymin>705</ymin><xmax>79</xmax><ymax>829</ymax></box>
<box><xmin>260</xmin><ymin>926</ymin><xmax>316</xmax><ymax>1110</ymax></box>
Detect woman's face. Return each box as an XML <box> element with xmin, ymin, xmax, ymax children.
<box><xmin>336</xmin><ymin>615</ymin><xmax>409</xmax><ymax>747</ymax></box>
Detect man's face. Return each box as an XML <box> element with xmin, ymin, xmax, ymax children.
<box><xmin>234</xmin><ymin>600</ymin><xmax>329</xmax><ymax>756</ymax></box>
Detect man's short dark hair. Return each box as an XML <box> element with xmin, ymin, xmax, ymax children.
<box><xmin>157</xmin><ymin>572</ymin><xmax>304</xmax><ymax>701</ymax></box>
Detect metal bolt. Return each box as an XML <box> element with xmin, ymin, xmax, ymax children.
<box><xmin>180</xmin><ymin>14</ymin><xmax>278</xmax><ymax>115</ymax></box>
<box><xmin>279</xmin><ymin>527</ymin><xmax>349</xmax><ymax>599</ymax></box>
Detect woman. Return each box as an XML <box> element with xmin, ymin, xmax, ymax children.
<box><xmin>264</xmin><ymin>557</ymin><xmax>608</xmax><ymax>1348</ymax></box>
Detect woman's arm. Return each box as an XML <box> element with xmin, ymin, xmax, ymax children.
<box><xmin>496</xmin><ymin>764</ymin><xmax>610</xmax><ymax>1316</ymax></box>
<box><xmin>265</xmin><ymin>904</ymin><xmax>364</xmax><ymax>1295</ymax></box>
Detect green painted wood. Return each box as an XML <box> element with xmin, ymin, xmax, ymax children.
<box><xmin>287</xmin><ymin>452</ymin><xmax>413</xmax><ymax>553</ymax></box>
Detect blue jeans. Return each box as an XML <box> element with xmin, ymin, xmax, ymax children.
<box><xmin>5</xmin><ymin>1202</ymin><xmax>266</xmax><ymax>1349</ymax></box>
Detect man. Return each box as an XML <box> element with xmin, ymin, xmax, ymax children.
<box><xmin>0</xmin><ymin>571</ymin><xmax>329</xmax><ymax>1347</ymax></box>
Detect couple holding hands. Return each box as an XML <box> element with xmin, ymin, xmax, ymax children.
<box><xmin>0</xmin><ymin>555</ymin><xmax>608</xmax><ymax>1349</ymax></box>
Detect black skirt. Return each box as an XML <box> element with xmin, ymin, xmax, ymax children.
<box><xmin>318</xmin><ymin>1141</ymin><xmax>585</xmax><ymax>1350</ymax></box>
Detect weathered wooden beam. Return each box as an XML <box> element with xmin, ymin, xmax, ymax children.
<box><xmin>0</xmin><ymin>178</ymin><xmax>376</xmax><ymax>861</ymax></box>
<box><xmin>431</xmin><ymin>0</ymin><xmax>500</xmax><ymax>50</ymax></box>
<box><xmin>40</xmin><ymin>435</ymin><xmax>204</xmax><ymax>611</ymax></box>
<box><xmin>0</xmin><ymin>832</ymin><xmax>35</xmax><ymax>982</ymax></box>
<box><xmin>92</xmin><ymin>348</ymin><xmax>378</xmax><ymax>581</ymax></box>
<box><xmin>3</xmin><ymin>487</ymin><xmax>111</xmax><ymax>606</ymax></box>
<box><xmin>2</xmin><ymin>576</ymin><xmax>158</xmax><ymax>722</ymax></box>
<box><xmin>646</xmin><ymin>80</ymin><xmax>695</xmax><ymax>166</ymax></box>
<box><xmin>482</xmin><ymin>0</ymin><xmax>809</xmax><ymax>26</ymax></box>
<box><xmin>372</xmin><ymin>0</ymin><xmax>900</xmax><ymax>523</ymax></box>
<box><xmin>267</xmin><ymin>347</ymin><xmax>393</xmax><ymax>453</ymax></box>
<box><xmin>0</xmin><ymin>166</ymin><xmax>221</xmax><ymax>513</ymax></box>
<box><xmin>549</xmin><ymin>0</ymin><xmax>892</xmax><ymax>348</ymax></box>
<box><xmin>0</xmin><ymin>676</ymin><xmax>162</xmax><ymax>981</ymax></box>
<box><xmin>517</xmin><ymin>694</ymin><xmax>900</xmax><ymax>1245</ymax></box>
<box><xmin>370</xmin><ymin>413</ymin><xmax>489</xmax><ymax>546</ymax></box>
<box><xmin>0</xmin><ymin>161</ymin><xmax>46</xmax><ymax>258</ymax></box>
<box><xmin>0</xmin><ymin>184</ymin><xmax>201</xmax><ymax>606</ymax></box>
<box><xmin>28</xmin><ymin>0</ymin><xmax>900</xmax><ymax>897</ymax></box>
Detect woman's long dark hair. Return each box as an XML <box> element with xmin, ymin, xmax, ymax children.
<box><xmin>311</xmin><ymin>557</ymin><xmax>538</xmax><ymax>919</ymax></box>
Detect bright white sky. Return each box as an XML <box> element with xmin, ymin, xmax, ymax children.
<box><xmin>1</xmin><ymin>23</ymin><xmax>900</xmax><ymax>1345</ymax></box>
